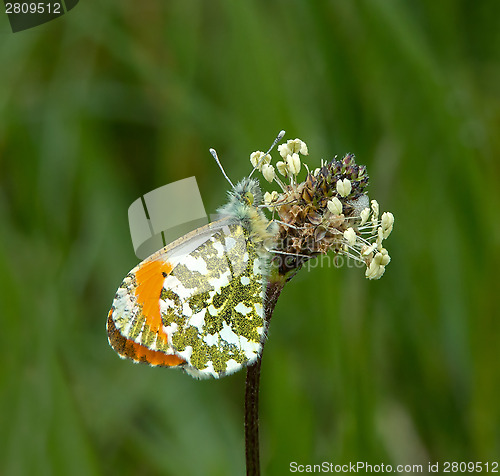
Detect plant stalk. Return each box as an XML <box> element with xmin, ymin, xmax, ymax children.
<box><xmin>244</xmin><ymin>277</ymin><xmax>286</xmax><ymax>476</ymax></box>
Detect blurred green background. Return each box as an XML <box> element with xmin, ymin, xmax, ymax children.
<box><xmin>1</xmin><ymin>1</ymin><xmax>499</xmax><ymax>475</ymax></box>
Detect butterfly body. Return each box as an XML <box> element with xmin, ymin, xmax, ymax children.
<box><xmin>108</xmin><ymin>178</ymin><xmax>277</xmax><ymax>379</ymax></box>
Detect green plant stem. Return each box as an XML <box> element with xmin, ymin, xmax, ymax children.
<box><xmin>245</xmin><ymin>277</ymin><xmax>286</xmax><ymax>476</ymax></box>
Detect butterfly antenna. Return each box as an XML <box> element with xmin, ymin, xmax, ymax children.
<box><xmin>210</xmin><ymin>148</ymin><xmax>234</xmax><ymax>188</ymax></box>
<box><xmin>248</xmin><ymin>129</ymin><xmax>286</xmax><ymax>178</ymax></box>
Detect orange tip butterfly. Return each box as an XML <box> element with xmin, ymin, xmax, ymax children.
<box><xmin>107</xmin><ymin>132</ymin><xmax>285</xmax><ymax>378</ymax></box>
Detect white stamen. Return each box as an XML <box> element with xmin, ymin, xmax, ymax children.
<box><xmin>360</xmin><ymin>207</ymin><xmax>370</xmax><ymax>226</ymax></box>
<box><xmin>327</xmin><ymin>197</ymin><xmax>343</xmax><ymax>215</ymax></box>
<box><xmin>262</xmin><ymin>163</ymin><xmax>275</xmax><ymax>182</ymax></box>
<box><xmin>286</xmin><ymin>153</ymin><xmax>301</xmax><ymax>175</ymax></box>
<box><xmin>343</xmin><ymin>227</ymin><xmax>357</xmax><ymax>246</ymax></box>
<box><xmin>336</xmin><ymin>178</ymin><xmax>352</xmax><ymax>197</ymax></box>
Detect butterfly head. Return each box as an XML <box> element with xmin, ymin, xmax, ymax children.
<box><xmin>217</xmin><ymin>177</ymin><xmax>277</xmax><ymax>253</ymax></box>
<box><xmin>218</xmin><ymin>177</ymin><xmax>263</xmax><ymax>218</ymax></box>
<box><xmin>231</xmin><ymin>177</ymin><xmax>263</xmax><ymax>207</ymax></box>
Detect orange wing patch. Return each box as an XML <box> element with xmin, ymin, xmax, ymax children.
<box><xmin>108</xmin><ymin>258</ymin><xmax>185</xmax><ymax>367</ymax></box>
<box><xmin>134</xmin><ymin>258</ymin><xmax>173</xmax><ymax>333</ymax></box>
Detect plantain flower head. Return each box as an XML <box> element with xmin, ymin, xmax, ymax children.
<box><xmin>250</xmin><ymin>138</ymin><xmax>395</xmax><ymax>279</ymax></box>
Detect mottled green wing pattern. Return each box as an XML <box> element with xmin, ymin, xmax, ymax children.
<box><xmin>160</xmin><ymin>223</ymin><xmax>269</xmax><ymax>378</ymax></box>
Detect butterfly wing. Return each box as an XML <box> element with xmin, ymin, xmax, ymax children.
<box><xmin>108</xmin><ymin>219</ymin><xmax>270</xmax><ymax>378</ymax></box>
<box><xmin>107</xmin><ymin>223</ymin><xmax>218</xmax><ymax>369</ymax></box>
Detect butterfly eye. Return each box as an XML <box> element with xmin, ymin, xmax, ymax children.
<box><xmin>244</xmin><ymin>191</ymin><xmax>254</xmax><ymax>205</ymax></box>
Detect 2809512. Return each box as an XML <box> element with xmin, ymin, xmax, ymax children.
<box><xmin>5</xmin><ymin>3</ymin><xmax>61</xmax><ymax>14</ymax></box>
<box><xmin>443</xmin><ymin>461</ymin><xmax>499</xmax><ymax>472</ymax></box>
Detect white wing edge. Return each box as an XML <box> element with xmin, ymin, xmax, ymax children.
<box><xmin>139</xmin><ymin>216</ymin><xmax>236</xmax><ymax>268</ymax></box>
